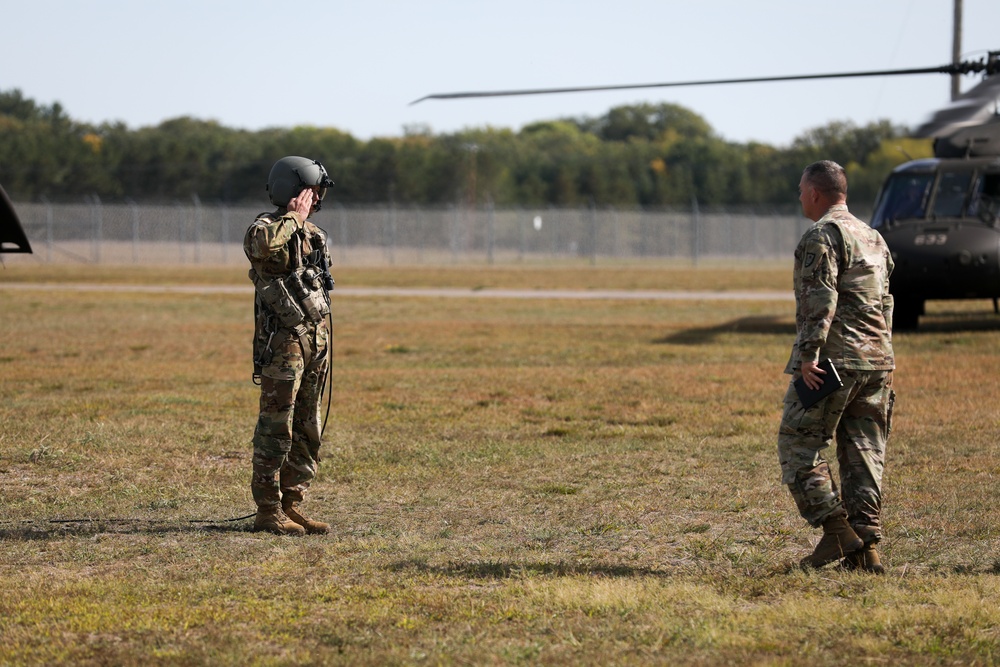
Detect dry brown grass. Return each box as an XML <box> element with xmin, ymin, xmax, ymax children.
<box><xmin>1</xmin><ymin>264</ymin><xmax>999</xmax><ymax>665</ymax></box>
<box><xmin>0</xmin><ymin>260</ymin><xmax>790</xmax><ymax>291</ymax></box>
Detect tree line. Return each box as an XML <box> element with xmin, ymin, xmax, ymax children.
<box><xmin>0</xmin><ymin>88</ymin><xmax>932</xmax><ymax>209</ymax></box>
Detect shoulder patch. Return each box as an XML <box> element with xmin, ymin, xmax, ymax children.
<box><xmin>799</xmin><ymin>239</ymin><xmax>830</xmax><ymax>278</ymax></box>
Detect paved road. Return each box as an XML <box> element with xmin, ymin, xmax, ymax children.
<box><xmin>0</xmin><ymin>283</ymin><xmax>793</xmax><ymax>301</ymax></box>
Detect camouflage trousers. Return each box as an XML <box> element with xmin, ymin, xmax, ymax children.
<box><xmin>251</xmin><ymin>321</ymin><xmax>330</xmax><ymax>509</ymax></box>
<box><xmin>777</xmin><ymin>369</ymin><xmax>894</xmax><ymax>543</ymax></box>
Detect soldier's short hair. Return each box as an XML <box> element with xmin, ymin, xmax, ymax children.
<box><xmin>803</xmin><ymin>160</ymin><xmax>848</xmax><ymax>198</ymax></box>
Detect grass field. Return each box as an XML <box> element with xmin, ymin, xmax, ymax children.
<box><xmin>1</xmin><ymin>264</ymin><xmax>1000</xmax><ymax>666</ymax></box>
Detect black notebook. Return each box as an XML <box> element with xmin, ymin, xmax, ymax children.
<box><xmin>793</xmin><ymin>358</ymin><xmax>844</xmax><ymax>409</ymax></box>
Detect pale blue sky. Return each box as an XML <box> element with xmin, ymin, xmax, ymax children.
<box><xmin>3</xmin><ymin>0</ymin><xmax>998</xmax><ymax>146</ymax></box>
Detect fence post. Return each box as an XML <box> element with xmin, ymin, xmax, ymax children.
<box><xmin>691</xmin><ymin>195</ymin><xmax>701</xmax><ymax>267</ymax></box>
<box><xmin>670</xmin><ymin>209</ymin><xmax>679</xmax><ymax>260</ymax></box>
<box><xmin>725</xmin><ymin>210</ymin><xmax>733</xmax><ymax>258</ymax></box>
<box><xmin>41</xmin><ymin>196</ymin><xmax>53</xmax><ymax>263</ymax></box>
<box><xmin>384</xmin><ymin>203</ymin><xmax>396</xmax><ymax>265</ymax></box>
<box><xmin>549</xmin><ymin>205</ymin><xmax>558</xmax><ymax>259</ymax></box>
<box><xmin>89</xmin><ymin>195</ymin><xmax>103</xmax><ymax>264</ymax></box>
<box><xmin>128</xmin><ymin>199</ymin><xmax>140</xmax><ymax>264</ymax></box>
<box><xmin>191</xmin><ymin>194</ymin><xmax>202</xmax><ymax>264</ymax></box>
<box><xmin>334</xmin><ymin>202</ymin><xmax>347</xmax><ymax>264</ymax></box>
<box><xmin>638</xmin><ymin>211</ymin><xmax>647</xmax><ymax>258</ymax></box>
<box><xmin>486</xmin><ymin>196</ymin><xmax>495</xmax><ymax>265</ymax></box>
<box><xmin>450</xmin><ymin>204</ymin><xmax>459</xmax><ymax>264</ymax></box>
<box><xmin>416</xmin><ymin>206</ymin><xmax>424</xmax><ymax>263</ymax></box>
<box><xmin>518</xmin><ymin>208</ymin><xmax>526</xmax><ymax>262</ymax></box>
<box><xmin>221</xmin><ymin>203</ymin><xmax>230</xmax><ymax>265</ymax></box>
<box><xmin>771</xmin><ymin>211</ymin><xmax>780</xmax><ymax>259</ymax></box>
<box><xmin>610</xmin><ymin>206</ymin><xmax>620</xmax><ymax>259</ymax></box>
<box><xmin>174</xmin><ymin>200</ymin><xmax>185</xmax><ymax>264</ymax></box>
<box><xmin>587</xmin><ymin>197</ymin><xmax>597</xmax><ymax>266</ymax></box>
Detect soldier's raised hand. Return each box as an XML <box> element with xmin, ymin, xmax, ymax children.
<box><xmin>288</xmin><ymin>188</ymin><xmax>316</xmax><ymax>220</ymax></box>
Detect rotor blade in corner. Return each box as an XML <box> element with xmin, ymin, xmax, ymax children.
<box><xmin>0</xmin><ymin>184</ymin><xmax>32</xmax><ymax>254</ymax></box>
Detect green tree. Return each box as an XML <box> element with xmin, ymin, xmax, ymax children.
<box><xmin>574</xmin><ymin>102</ymin><xmax>714</xmax><ymax>143</ymax></box>
<box><xmin>791</xmin><ymin>120</ymin><xmax>905</xmax><ymax>168</ymax></box>
<box><xmin>0</xmin><ymin>88</ymin><xmax>927</xmax><ymax>209</ymax></box>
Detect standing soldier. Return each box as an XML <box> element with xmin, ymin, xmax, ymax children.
<box><xmin>244</xmin><ymin>156</ymin><xmax>336</xmax><ymax>536</ymax></box>
<box><xmin>778</xmin><ymin>160</ymin><xmax>896</xmax><ymax>573</ymax></box>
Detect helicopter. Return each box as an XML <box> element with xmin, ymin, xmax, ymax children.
<box><xmin>869</xmin><ymin>64</ymin><xmax>1000</xmax><ymax>329</ymax></box>
<box><xmin>414</xmin><ymin>51</ymin><xmax>1000</xmax><ymax>330</ymax></box>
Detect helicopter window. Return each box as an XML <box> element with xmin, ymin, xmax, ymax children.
<box><xmin>931</xmin><ymin>171</ymin><xmax>973</xmax><ymax>218</ymax></box>
<box><xmin>967</xmin><ymin>172</ymin><xmax>1000</xmax><ymax>221</ymax></box>
<box><xmin>870</xmin><ymin>173</ymin><xmax>933</xmax><ymax>228</ymax></box>
<box><xmin>982</xmin><ymin>173</ymin><xmax>1000</xmax><ymax>198</ymax></box>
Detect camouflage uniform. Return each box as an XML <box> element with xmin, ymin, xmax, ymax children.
<box><xmin>778</xmin><ymin>205</ymin><xmax>896</xmax><ymax>545</ymax></box>
<box><xmin>244</xmin><ymin>210</ymin><xmax>332</xmax><ymax>511</ymax></box>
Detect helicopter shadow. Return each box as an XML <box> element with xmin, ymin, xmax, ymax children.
<box><xmin>657</xmin><ymin>312</ymin><xmax>1000</xmax><ymax>344</ymax></box>
<box><xmin>909</xmin><ymin>312</ymin><xmax>1000</xmax><ymax>334</ymax></box>
<box><xmin>654</xmin><ymin>315</ymin><xmax>796</xmax><ymax>345</ymax></box>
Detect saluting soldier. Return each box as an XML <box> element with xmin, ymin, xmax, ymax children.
<box><xmin>778</xmin><ymin>160</ymin><xmax>896</xmax><ymax>573</ymax></box>
<box><xmin>244</xmin><ymin>156</ymin><xmax>336</xmax><ymax>536</ymax></box>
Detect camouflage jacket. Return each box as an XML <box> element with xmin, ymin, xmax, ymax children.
<box><xmin>243</xmin><ymin>210</ymin><xmax>332</xmax><ymax>370</ymax></box>
<box><xmin>785</xmin><ymin>205</ymin><xmax>895</xmax><ymax>374</ymax></box>
<box><xmin>243</xmin><ymin>210</ymin><xmax>328</xmax><ymax>283</ymax></box>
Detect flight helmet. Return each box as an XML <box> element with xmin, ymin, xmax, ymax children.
<box><xmin>266</xmin><ymin>156</ymin><xmax>335</xmax><ymax>210</ymax></box>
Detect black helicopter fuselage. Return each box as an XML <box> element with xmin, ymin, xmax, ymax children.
<box><xmin>870</xmin><ymin>155</ymin><xmax>1000</xmax><ymax>329</ymax></box>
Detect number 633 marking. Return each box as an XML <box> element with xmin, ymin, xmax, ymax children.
<box><xmin>914</xmin><ymin>233</ymin><xmax>948</xmax><ymax>246</ymax></box>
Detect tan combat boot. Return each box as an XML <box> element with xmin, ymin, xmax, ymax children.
<box><xmin>253</xmin><ymin>506</ymin><xmax>306</xmax><ymax>536</ymax></box>
<box><xmin>800</xmin><ymin>516</ymin><xmax>864</xmax><ymax>569</ymax></box>
<box><xmin>283</xmin><ymin>501</ymin><xmax>330</xmax><ymax>535</ymax></box>
<box><xmin>842</xmin><ymin>544</ymin><xmax>885</xmax><ymax>575</ymax></box>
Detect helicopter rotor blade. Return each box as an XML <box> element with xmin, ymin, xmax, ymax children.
<box><xmin>410</xmin><ymin>57</ymin><xmax>998</xmax><ymax>105</ymax></box>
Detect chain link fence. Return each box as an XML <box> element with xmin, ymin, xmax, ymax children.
<box><xmin>7</xmin><ymin>199</ymin><xmax>848</xmax><ymax>266</ymax></box>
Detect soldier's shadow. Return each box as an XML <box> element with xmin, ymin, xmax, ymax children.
<box><xmin>387</xmin><ymin>558</ymin><xmax>667</xmax><ymax>579</ymax></box>
<box><xmin>389</xmin><ymin>556</ymin><xmax>1000</xmax><ymax>579</ymax></box>
<box><xmin>655</xmin><ymin>315</ymin><xmax>796</xmax><ymax>345</ymax></box>
<box><xmin>0</xmin><ymin>518</ymin><xmax>255</xmax><ymax>541</ymax></box>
